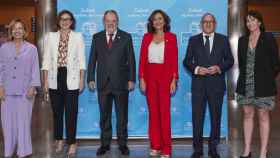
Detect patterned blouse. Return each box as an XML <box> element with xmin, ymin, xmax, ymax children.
<box><xmin>57</xmin><ymin>31</ymin><xmax>70</xmax><ymax>67</ymax></box>
<box><xmin>237</xmin><ymin>47</ymin><xmax>275</xmax><ymax>110</ymax></box>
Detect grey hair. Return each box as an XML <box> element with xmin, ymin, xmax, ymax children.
<box><xmin>200</xmin><ymin>12</ymin><xmax>216</xmax><ymax>23</ymax></box>
<box><xmin>103</xmin><ymin>9</ymin><xmax>119</xmax><ymax>23</ymax></box>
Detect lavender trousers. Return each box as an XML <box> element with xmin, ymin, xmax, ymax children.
<box><xmin>1</xmin><ymin>95</ymin><xmax>33</xmax><ymax>157</ymax></box>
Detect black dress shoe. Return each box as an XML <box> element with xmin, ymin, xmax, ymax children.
<box><xmin>119</xmin><ymin>145</ymin><xmax>130</xmax><ymax>155</ymax></box>
<box><xmin>208</xmin><ymin>149</ymin><xmax>220</xmax><ymax>158</ymax></box>
<box><xmin>240</xmin><ymin>152</ymin><xmax>251</xmax><ymax>158</ymax></box>
<box><xmin>96</xmin><ymin>146</ymin><xmax>110</xmax><ymax>156</ymax></box>
<box><xmin>190</xmin><ymin>151</ymin><xmax>203</xmax><ymax>158</ymax></box>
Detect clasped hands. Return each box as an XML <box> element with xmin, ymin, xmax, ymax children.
<box><xmin>0</xmin><ymin>86</ymin><xmax>36</xmax><ymax>102</ymax></box>
<box><xmin>196</xmin><ymin>65</ymin><xmax>221</xmax><ymax>76</ymax></box>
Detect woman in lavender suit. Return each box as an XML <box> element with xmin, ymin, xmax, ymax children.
<box><xmin>0</xmin><ymin>19</ymin><xmax>41</xmax><ymax>158</ymax></box>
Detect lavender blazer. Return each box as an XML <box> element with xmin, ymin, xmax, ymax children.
<box><xmin>0</xmin><ymin>41</ymin><xmax>41</xmax><ymax>95</ymax></box>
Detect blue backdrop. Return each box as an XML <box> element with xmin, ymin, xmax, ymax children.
<box><xmin>57</xmin><ymin>0</ymin><xmax>228</xmax><ymax>138</ymax></box>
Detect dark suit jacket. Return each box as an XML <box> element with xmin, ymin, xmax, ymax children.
<box><xmin>236</xmin><ymin>32</ymin><xmax>280</xmax><ymax>97</ymax></box>
<box><xmin>139</xmin><ymin>32</ymin><xmax>179</xmax><ymax>82</ymax></box>
<box><xmin>87</xmin><ymin>29</ymin><xmax>136</xmax><ymax>93</ymax></box>
<box><xmin>183</xmin><ymin>33</ymin><xmax>234</xmax><ymax>93</ymax></box>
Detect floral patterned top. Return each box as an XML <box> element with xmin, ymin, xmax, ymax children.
<box><xmin>57</xmin><ymin>31</ymin><xmax>70</xmax><ymax>67</ymax></box>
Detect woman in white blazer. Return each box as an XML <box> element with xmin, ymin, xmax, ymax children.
<box><xmin>42</xmin><ymin>10</ymin><xmax>86</xmax><ymax>157</ymax></box>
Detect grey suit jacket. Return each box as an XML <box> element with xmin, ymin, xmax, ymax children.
<box><xmin>87</xmin><ymin>29</ymin><xmax>136</xmax><ymax>93</ymax></box>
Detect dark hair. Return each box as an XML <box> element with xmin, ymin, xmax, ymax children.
<box><xmin>147</xmin><ymin>9</ymin><xmax>170</xmax><ymax>33</ymax></box>
<box><xmin>57</xmin><ymin>10</ymin><xmax>76</xmax><ymax>30</ymax></box>
<box><xmin>103</xmin><ymin>10</ymin><xmax>119</xmax><ymax>23</ymax></box>
<box><xmin>245</xmin><ymin>10</ymin><xmax>265</xmax><ymax>35</ymax></box>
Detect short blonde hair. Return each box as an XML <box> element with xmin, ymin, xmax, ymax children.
<box><xmin>8</xmin><ymin>18</ymin><xmax>28</xmax><ymax>40</ymax></box>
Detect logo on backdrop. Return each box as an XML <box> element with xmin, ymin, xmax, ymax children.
<box><xmin>81</xmin><ymin>22</ymin><xmax>98</xmax><ymax>46</ymax></box>
<box><xmin>181</xmin><ymin>22</ymin><xmax>201</xmax><ymax>46</ymax></box>
<box><xmin>130</xmin><ymin>22</ymin><xmax>147</xmax><ymax>46</ymax></box>
<box><xmin>58</xmin><ymin>0</ymin><xmax>228</xmax><ymax>138</ymax></box>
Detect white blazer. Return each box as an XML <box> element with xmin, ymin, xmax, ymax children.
<box><xmin>42</xmin><ymin>31</ymin><xmax>86</xmax><ymax>90</ymax></box>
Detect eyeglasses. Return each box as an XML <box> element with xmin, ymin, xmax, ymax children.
<box><xmin>60</xmin><ymin>18</ymin><xmax>72</xmax><ymax>22</ymax></box>
<box><xmin>202</xmin><ymin>20</ymin><xmax>215</xmax><ymax>24</ymax></box>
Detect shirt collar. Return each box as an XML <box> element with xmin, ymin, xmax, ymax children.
<box><xmin>11</xmin><ymin>40</ymin><xmax>27</xmax><ymax>56</ymax></box>
<box><xmin>106</xmin><ymin>30</ymin><xmax>117</xmax><ymax>37</ymax></box>
<box><xmin>202</xmin><ymin>32</ymin><xmax>215</xmax><ymax>38</ymax></box>
<box><xmin>12</xmin><ymin>40</ymin><xmax>27</xmax><ymax>48</ymax></box>
<box><xmin>58</xmin><ymin>30</ymin><xmax>72</xmax><ymax>35</ymax></box>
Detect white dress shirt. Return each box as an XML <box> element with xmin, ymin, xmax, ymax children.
<box><xmin>148</xmin><ymin>41</ymin><xmax>165</xmax><ymax>64</ymax></box>
<box><xmin>106</xmin><ymin>30</ymin><xmax>117</xmax><ymax>43</ymax></box>
<box><xmin>203</xmin><ymin>32</ymin><xmax>215</xmax><ymax>53</ymax></box>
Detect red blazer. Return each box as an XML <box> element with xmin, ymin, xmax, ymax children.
<box><xmin>139</xmin><ymin>32</ymin><xmax>178</xmax><ymax>81</ymax></box>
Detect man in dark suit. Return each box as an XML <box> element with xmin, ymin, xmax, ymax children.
<box><xmin>183</xmin><ymin>13</ymin><xmax>234</xmax><ymax>158</ymax></box>
<box><xmin>87</xmin><ymin>10</ymin><xmax>136</xmax><ymax>156</ymax></box>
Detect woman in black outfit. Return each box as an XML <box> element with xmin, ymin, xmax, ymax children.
<box><xmin>236</xmin><ymin>10</ymin><xmax>280</xmax><ymax>158</ymax></box>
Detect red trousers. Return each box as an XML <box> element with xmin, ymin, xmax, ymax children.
<box><xmin>146</xmin><ymin>63</ymin><xmax>172</xmax><ymax>155</ymax></box>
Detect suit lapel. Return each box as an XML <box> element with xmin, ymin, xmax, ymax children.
<box><xmin>99</xmin><ymin>31</ymin><xmax>108</xmax><ymax>50</ymax></box>
<box><xmin>96</xmin><ymin>31</ymin><xmax>108</xmax><ymax>53</ymax></box>
<box><xmin>199</xmin><ymin>33</ymin><xmax>210</xmax><ymax>58</ymax></box>
<box><xmin>199</xmin><ymin>33</ymin><xmax>204</xmax><ymax>49</ymax></box>
<box><xmin>102</xmin><ymin>30</ymin><xmax>121</xmax><ymax>51</ymax></box>
<box><xmin>111</xmin><ymin>30</ymin><xmax>121</xmax><ymax>49</ymax></box>
<box><xmin>54</xmin><ymin>32</ymin><xmax>60</xmax><ymax>57</ymax></box>
<box><xmin>210</xmin><ymin>33</ymin><xmax>217</xmax><ymax>56</ymax></box>
<box><xmin>254</xmin><ymin>32</ymin><xmax>263</xmax><ymax>55</ymax></box>
<box><xmin>244</xmin><ymin>36</ymin><xmax>249</xmax><ymax>56</ymax></box>
<box><xmin>67</xmin><ymin>31</ymin><xmax>74</xmax><ymax>55</ymax></box>
<box><xmin>164</xmin><ymin>32</ymin><xmax>168</xmax><ymax>63</ymax></box>
<box><xmin>245</xmin><ymin>32</ymin><xmax>263</xmax><ymax>55</ymax></box>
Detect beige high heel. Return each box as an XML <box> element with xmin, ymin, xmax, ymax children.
<box><xmin>150</xmin><ymin>149</ymin><xmax>160</xmax><ymax>156</ymax></box>
<box><xmin>67</xmin><ymin>143</ymin><xmax>77</xmax><ymax>158</ymax></box>
<box><xmin>55</xmin><ymin>140</ymin><xmax>64</xmax><ymax>153</ymax></box>
<box><xmin>160</xmin><ymin>154</ymin><xmax>170</xmax><ymax>158</ymax></box>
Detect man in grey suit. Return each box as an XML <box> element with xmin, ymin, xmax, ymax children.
<box><xmin>87</xmin><ymin>10</ymin><xmax>136</xmax><ymax>156</ymax></box>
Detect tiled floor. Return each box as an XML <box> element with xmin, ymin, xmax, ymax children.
<box><xmin>51</xmin><ymin>143</ymin><xmax>229</xmax><ymax>158</ymax></box>
<box><xmin>0</xmin><ymin>95</ymin><xmax>280</xmax><ymax>158</ymax></box>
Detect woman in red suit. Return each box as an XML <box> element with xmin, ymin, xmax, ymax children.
<box><xmin>139</xmin><ymin>9</ymin><xmax>178</xmax><ymax>158</ymax></box>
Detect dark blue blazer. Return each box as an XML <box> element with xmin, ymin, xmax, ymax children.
<box><xmin>183</xmin><ymin>33</ymin><xmax>234</xmax><ymax>94</ymax></box>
